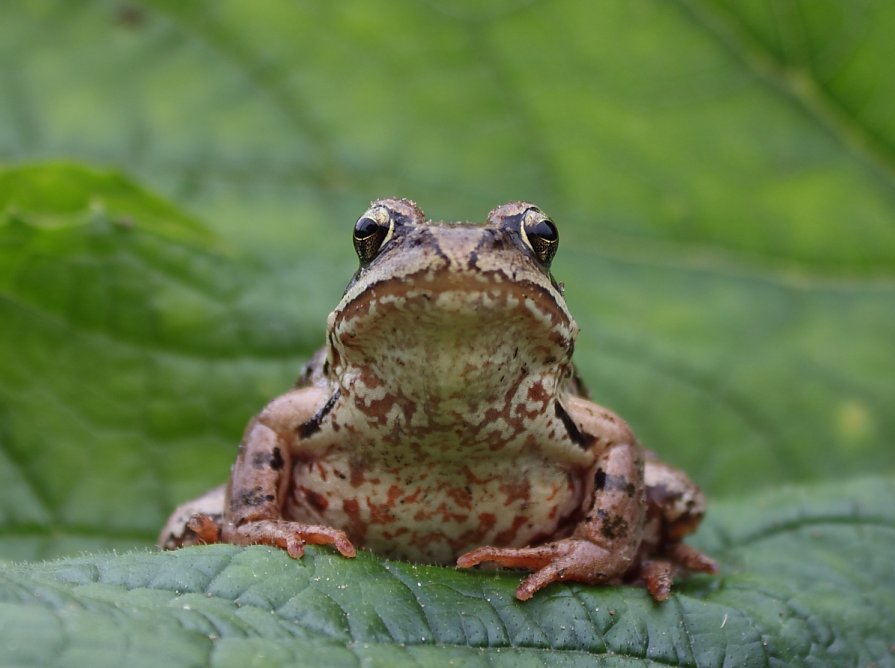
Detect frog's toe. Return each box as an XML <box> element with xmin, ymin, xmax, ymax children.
<box><xmin>638</xmin><ymin>558</ymin><xmax>674</xmax><ymax>601</ymax></box>
<box><xmin>666</xmin><ymin>541</ymin><xmax>718</xmax><ymax>574</ymax></box>
<box><xmin>458</xmin><ymin>539</ymin><xmax>622</xmax><ymax>601</ymax></box>
<box><xmin>631</xmin><ymin>543</ymin><xmax>717</xmax><ymax>601</ymax></box>
<box><xmin>228</xmin><ymin>520</ymin><xmax>357</xmax><ymax>559</ymax></box>
<box><xmin>457</xmin><ymin>544</ymin><xmax>559</xmax><ymax>571</ymax></box>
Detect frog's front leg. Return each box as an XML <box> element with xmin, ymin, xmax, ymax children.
<box><xmin>220</xmin><ymin>387</ymin><xmax>356</xmax><ymax>559</ymax></box>
<box><xmin>457</xmin><ymin>397</ymin><xmax>646</xmax><ymax>601</ymax></box>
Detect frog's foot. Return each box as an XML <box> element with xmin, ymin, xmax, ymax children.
<box><xmin>635</xmin><ymin>542</ymin><xmax>718</xmax><ymax>601</ymax></box>
<box><xmin>185</xmin><ymin>513</ymin><xmax>222</xmax><ymax>545</ymax></box>
<box><xmin>159</xmin><ymin>511</ymin><xmax>222</xmax><ymax>550</ymax></box>
<box><xmin>225</xmin><ymin>520</ymin><xmax>357</xmax><ymax>559</ymax></box>
<box><xmin>457</xmin><ymin>539</ymin><xmax>625</xmax><ymax>601</ymax></box>
<box><xmin>158</xmin><ymin>485</ymin><xmax>226</xmax><ymax>550</ymax></box>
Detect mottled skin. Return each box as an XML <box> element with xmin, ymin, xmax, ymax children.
<box><xmin>159</xmin><ymin>199</ymin><xmax>716</xmax><ymax>601</ymax></box>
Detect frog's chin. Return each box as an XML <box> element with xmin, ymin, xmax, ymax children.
<box><xmin>333</xmin><ymin>320</ymin><xmax>573</xmax><ymax>420</ymax></box>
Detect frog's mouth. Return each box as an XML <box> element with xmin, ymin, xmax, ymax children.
<box><xmin>329</xmin><ymin>270</ymin><xmax>578</xmax><ymax>409</ymax></box>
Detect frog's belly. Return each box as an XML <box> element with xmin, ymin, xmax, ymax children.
<box><xmin>283</xmin><ymin>457</ymin><xmax>587</xmax><ymax>563</ymax></box>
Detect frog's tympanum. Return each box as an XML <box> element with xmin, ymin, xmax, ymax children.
<box><xmin>160</xmin><ymin>199</ymin><xmax>716</xmax><ymax>601</ymax></box>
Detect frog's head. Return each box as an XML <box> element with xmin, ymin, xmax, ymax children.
<box><xmin>326</xmin><ymin>198</ymin><xmax>579</xmax><ymax>410</ymax></box>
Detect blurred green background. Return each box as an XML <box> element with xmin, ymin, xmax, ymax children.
<box><xmin>0</xmin><ymin>0</ymin><xmax>893</xmax><ymax>560</ymax></box>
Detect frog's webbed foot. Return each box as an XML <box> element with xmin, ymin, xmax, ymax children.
<box><xmin>634</xmin><ymin>542</ymin><xmax>718</xmax><ymax>601</ymax></box>
<box><xmin>224</xmin><ymin>520</ymin><xmax>357</xmax><ymax>559</ymax></box>
<box><xmin>457</xmin><ymin>538</ymin><xmax>625</xmax><ymax>601</ymax></box>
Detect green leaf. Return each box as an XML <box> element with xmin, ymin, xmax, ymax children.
<box><xmin>1</xmin><ymin>1</ymin><xmax>894</xmax><ymax>665</ymax></box>
<box><xmin>1</xmin><ymin>476</ymin><xmax>893</xmax><ymax>667</ymax></box>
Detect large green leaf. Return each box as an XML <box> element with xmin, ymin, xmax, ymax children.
<box><xmin>1</xmin><ymin>476</ymin><xmax>893</xmax><ymax>667</ymax></box>
<box><xmin>0</xmin><ymin>1</ymin><xmax>894</xmax><ymax>665</ymax></box>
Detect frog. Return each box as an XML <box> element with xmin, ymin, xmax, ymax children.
<box><xmin>159</xmin><ymin>198</ymin><xmax>716</xmax><ymax>601</ymax></box>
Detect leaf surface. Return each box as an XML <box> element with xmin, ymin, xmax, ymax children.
<box><xmin>1</xmin><ymin>476</ymin><xmax>893</xmax><ymax>667</ymax></box>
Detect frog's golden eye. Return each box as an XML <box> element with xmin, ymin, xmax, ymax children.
<box><xmin>520</xmin><ymin>208</ymin><xmax>558</xmax><ymax>266</ymax></box>
<box><xmin>353</xmin><ymin>206</ymin><xmax>395</xmax><ymax>264</ymax></box>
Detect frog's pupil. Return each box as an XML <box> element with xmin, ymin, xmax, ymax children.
<box><xmin>530</xmin><ymin>218</ymin><xmax>557</xmax><ymax>242</ymax></box>
<box><xmin>523</xmin><ymin>215</ymin><xmax>558</xmax><ymax>266</ymax></box>
<box><xmin>355</xmin><ymin>216</ymin><xmax>381</xmax><ymax>240</ymax></box>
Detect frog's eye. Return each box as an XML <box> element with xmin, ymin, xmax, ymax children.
<box><xmin>353</xmin><ymin>206</ymin><xmax>395</xmax><ymax>264</ymax></box>
<box><xmin>520</xmin><ymin>207</ymin><xmax>558</xmax><ymax>266</ymax></box>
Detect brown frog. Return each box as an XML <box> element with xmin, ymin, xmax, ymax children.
<box><xmin>159</xmin><ymin>198</ymin><xmax>716</xmax><ymax>601</ymax></box>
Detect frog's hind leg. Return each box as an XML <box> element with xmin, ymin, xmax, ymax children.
<box><xmin>158</xmin><ymin>484</ymin><xmax>225</xmax><ymax>550</ymax></box>
<box><xmin>630</xmin><ymin>456</ymin><xmax>718</xmax><ymax>599</ymax></box>
<box><xmin>458</xmin><ymin>405</ymin><xmax>647</xmax><ymax>601</ymax></box>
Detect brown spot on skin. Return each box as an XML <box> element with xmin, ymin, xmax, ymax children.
<box><xmin>401</xmin><ymin>486</ymin><xmax>423</xmax><ymax>504</ymax></box>
<box><xmin>446</xmin><ymin>486</ymin><xmax>473</xmax><ymax>510</ymax></box>
<box><xmin>367</xmin><ymin>496</ymin><xmax>397</xmax><ymax>525</ymax></box>
<box><xmin>360</xmin><ymin>392</ymin><xmax>396</xmax><ymax>424</ymax></box>
<box><xmin>514</xmin><ymin>398</ymin><xmax>540</xmax><ymax>420</ymax></box>
<box><xmin>434</xmin><ymin>502</ymin><xmax>468</xmax><ymax>524</ymax></box>
<box><xmin>342</xmin><ymin>498</ymin><xmax>366</xmax><ymax>542</ymax></box>
<box><xmin>499</xmin><ymin>479</ymin><xmax>531</xmax><ymax>506</ymax></box>
<box><xmin>303</xmin><ymin>488</ymin><xmax>329</xmax><ymax>512</ymax></box>
<box><xmin>527</xmin><ymin>381</ymin><xmax>548</xmax><ymax>404</ymax></box>
<box><xmin>386</xmin><ymin>485</ymin><xmax>403</xmax><ymax>504</ymax></box>
<box><xmin>349</xmin><ymin>458</ymin><xmax>366</xmax><ymax>488</ymax></box>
